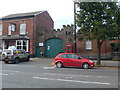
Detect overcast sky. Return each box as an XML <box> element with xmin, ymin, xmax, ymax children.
<box><xmin>0</xmin><ymin>0</ymin><xmax>74</xmax><ymax>29</ymax></box>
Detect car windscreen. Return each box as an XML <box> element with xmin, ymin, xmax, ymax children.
<box><xmin>3</xmin><ymin>50</ymin><xmax>12</xmax><ymax>54</ymax></box>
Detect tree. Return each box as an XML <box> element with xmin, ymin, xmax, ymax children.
<box><xmin>76</xmin><ymin>2</ymin><xmax>119</xmax><ymax>65</ymax></box>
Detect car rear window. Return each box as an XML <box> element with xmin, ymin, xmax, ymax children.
<box><xmin>59</xmin><ymin>54</ymin><xmax>67</xmax><ymax>58</ymax></box>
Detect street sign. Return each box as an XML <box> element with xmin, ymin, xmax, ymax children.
<box><xmin>39</xmin><ymin>43</ymin><xmax>44</xmax><ymax>46</ymax></box>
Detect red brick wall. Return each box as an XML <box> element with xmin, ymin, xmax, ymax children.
<box><xmin>2</xmin><ymin>11</ymin><xmax>54</xmax><ymax>56</ymax></box>
<box><xmin>2</xmin><ymin>17</ymin><xmax>35</xmax><ymax>55</ymax></box>
<box><xmin>36</xmin><ymin>11</ymin><xmax>54</xmax><ymax>29</ymax></box>
<box><xmin>2</xmin><ymin>18</ymin><xmax>34</xmax><ymax>36</ymax></box>
<box><xmin>77</xmin><ymin>39</ymin><xmax>112</xmax><ymax>57</ymax></box>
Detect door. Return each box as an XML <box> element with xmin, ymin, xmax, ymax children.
<box><xmin>35</xmin><ymin>46</ymin><xmax>40</xmax><ymax>57</ymax></box>
<box><xmin>67</xmin><ymin>54</ymin><xmax>82</xmax><ymax>67</ymax></box>
<box><xmin>45</xmin><ymin>38</ymin><xmax>63</xmax><ymax>58</ymax></box>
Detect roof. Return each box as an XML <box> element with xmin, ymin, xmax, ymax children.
<box><xmin>0</xmin><ymin>36</ymin><xmax>29</xmax><ymax>40</ymax></box>
<box><xmin>2</xmin><ymin>11</ymin><xmax>45</xmax><ymax>20</ymax></box>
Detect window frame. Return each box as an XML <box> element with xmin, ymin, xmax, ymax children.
<box><xmin>16</xmin><ymin>40</ymin><xmax>29</xmax><ymax>52</ymax></box>
<box><xmin>20</xmin><ymin>23</ymin><xmax>26</xmax><ymax>35</ymax></box>
<box><xmin>8</xmin><ymin>25</ymin><xmax>12</xmax><ymax>35</ymax></box>
<box><xmin>86</xmin><ymin>39</ymin><xmax>92</xmax><ymax>50</ymax></box>
<box><xmin>59</xmin><ymin>54</ymin><xmax>67</xmax><ymax>58</ymax></box>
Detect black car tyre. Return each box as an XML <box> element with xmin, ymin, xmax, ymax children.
<box><xmin>26</xmin><ymin>56</ymin><xmax>30</xmax><ymax>61</ymax></box>
<box><xmin>4</xmin><ymin>61</ymin><xmax>8</xmax><ymax>64</ymax></box>
<box><xmin>14</xmin><ymin>58</ymin><xmax>19</xmax><ymax>64</ymax></box>
<box><xmin>1</xmin><ymin>52</ymin><xmax>7</xmax><ymax>59</ymax></box>
<box><xmin>56</xmin><ymin>62</ymin><xmax>63</xmax><ymax>68</ymax></box>
<box><xmin>82</xmin><ymin>63</ymin><xmax>89</xmax><ymax>69</ymax></box>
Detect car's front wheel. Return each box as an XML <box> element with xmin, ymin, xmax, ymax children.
<box><xmin>82</xmin><ymin>63</ymin><xmax>89</xmax><ymax>69</ymax></box>
<box><xmin>14</xmin><ymin>58</ymin><xmax>19</xmax><ymax>64</ymax></box>
<box><xmin>56</xmin><ymin>62</ymin><xmax>63</xmax><ymax>68</ymax></box>
<box><xmin>4</xmin><ymin>61</ymin><xmax>8</xmax><ymax>64</ymax></box>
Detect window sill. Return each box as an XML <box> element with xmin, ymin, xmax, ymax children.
<box><xmin>86</xmin><ymin>49</ymin><xmax>92</xmax><ymax>51</ymax></box>
<box><xmin>19</xmin><ymin>34</ymin><xmax>26</xmax><ymax>36</ymax></box>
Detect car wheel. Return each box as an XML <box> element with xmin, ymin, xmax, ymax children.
<box><xmin>56</xmin><ymin>62</ymin><xmax>63</xmax><ymax>68</ymax></box>
<box><xmin>4</xmin><ymin>61</ymin><xmax>8</xmax><ymax>64</ymax></box>
<box><xmin>1</xmin><ymin>52</ymin><xmax>7</xmax><ymax>59</ymax></box>
<box><xmin>14</xmin><ymin>58</ymin><xmax>19</xmax><ymax>64</ymax></box>
<box><xmin>26</xmin><ymin>56</ymin><xmax>30</xmax><ymax>61</ymax></box>
<box><xmin>82</xmin><ymin>63</ymin><xmax>89</xmax><ymax>69</ymax></box>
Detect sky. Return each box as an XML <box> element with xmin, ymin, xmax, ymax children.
<box><xmin>0</xmin><ymin>0</ymin><xmax>74</xmax><ymax>29</ymax></box>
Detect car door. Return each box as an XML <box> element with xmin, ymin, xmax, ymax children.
<box><xmin>67</xmin><ymin>54</ymin><xmax>82</xmax><ymax>67</ymax></box>
<box><xmin>22</xmin><ymin>50</ymin><xmax>27</xmax><ymax>60</ymax></box>
<box><xmin>19</xmin><ymin>50</ymin><xmax>25</xmax><ymax>60</ymax></box>
<box><xmin>59</xmin><ymin>54</ymin><xmax>69</xmax><ymax>66</ymax></box>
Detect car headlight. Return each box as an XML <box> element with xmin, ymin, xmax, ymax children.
<box><xmin>89</xmin><ymin>60</ymin><xmax>93</xmax><ymax>63</ymax></box>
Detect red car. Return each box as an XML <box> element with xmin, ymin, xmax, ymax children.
<box><xmin>53</xmin><ymin>53</ymin><xmax>94</xmax><ymax>69</ymax></box>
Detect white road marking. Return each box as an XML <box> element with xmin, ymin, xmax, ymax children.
<box><xmin>33</xmin><ymin>77</ymin><xmax>111</xmax><ymax>85</ymax></box>
<box><xmin>42</xmin><ymin>67</ymin><xmax>55</xmax><ymax>69</ymax></box>
<box><xmin>0</xmin><ymin>73</ymin><xmax>8</xmax><ymax>75</ymax></box>
<box><xmin>42</xmin><ymin>73</ymin><xmax>108</xmax><ymax>78</ymax></box>
<box><xmin>3</xmin><ymin>65</ymin><xmax>19</xmax><ymax>67</ymax></box>
<box><xmin>2</xmin><ymin>70</ymin><xmax>20</xmax><ymax>73</ymax></box>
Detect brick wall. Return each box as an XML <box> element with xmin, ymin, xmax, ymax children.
<box><xmin>77</xmin><ymin>39</ymin><xmax>112</xmax><ymax>59</ymax></box>
<box><xmin>2</xmin><ymin>17</ymin><xmax>35</xmax><ymax>54</ymax></box>
<box><xmin>36</xmin><ymin>11</ymin><xmax>54</xmax><ymax>29</ymax></box>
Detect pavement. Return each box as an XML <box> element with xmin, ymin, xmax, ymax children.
<box><xmin>30</xmin><ymin>58</ymin><xmax>119</xmax><ymax>69</ymax></box>
<box><xmin>93</xmin><ymin>60</ymin><xmax>119</xmax><ymax>68</ymax></box>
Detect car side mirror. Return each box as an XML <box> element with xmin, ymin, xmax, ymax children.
<box><xmin>78</xmin><ymin>57</ymin><xmax>81</xmax><ymax>59</ymax></box>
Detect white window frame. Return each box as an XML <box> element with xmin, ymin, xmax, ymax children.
<box><xmin>20</xmin><ymin>23</ymin><xmax>26</xmax><ymax>35</ymax></box>
<box><xmin>16</xmin><ymin>40</ymin><xmax>29</xmax><ymax>52</ymax></box>
<box><xmin>8</xmin><ymin>25</ymin><xmax>12</xmax><ymax>35</ymax></box>
<box><xmin>11</xmin><ymin>24</ymin><xmax>15</xmax><ymax>32</ymax></box>
<box><xmin>86</xmin><ymin>39</ymin><xmax>92</xmax><ymax>50</ymax></box>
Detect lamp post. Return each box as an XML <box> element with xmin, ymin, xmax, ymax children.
<box><xmin>72</xmin><ymin>0</ymin><xmax>78</xmax><ymax>53</ymax></box>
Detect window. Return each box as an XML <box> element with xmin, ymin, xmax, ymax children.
<box><xmin>11</xmin><ymin>24</ymin><xmax>16</xmax><ymax>32</ymax></box>
<box><xmin>67</xmin><ymin>54</ymin><xmax>79</xmax><ymax>59</ymax></box>
<box><xmin>20</xmin><ymin>23</ymin><xmax>26</xmax><ymax>35</ymax></box>
<box><xmin>68</xmin><ymin>31</ymin><xmax>71</xmax><ymax>35</ymax></box>
<box><xmin>60</xmin><ymin>54</ymin><xmax>67</xmax><ymax>58</ymax></box>
<box><xmin>86</xmin><ymin>39</ymin><xmax>92</xmax><ymax>50</ymax></box>
<box><xmin>8</xmin><ymin>24</ymin><xmax>16</xmax><ymax>35</ymax></box>
<box><xmin>66</xmin><ymin>31</ymin><xmax>71</xmax><ymax>35</ymax></box>
<box><xmin>0</xmin><ymin>24</ymin><xmax>2</xmax><ymax>36</ymax></box>
<box><xmin>66</xmin><ymin>31</ymin><xmax>68</xmax><ymax>35</ymax></box>
<box><xmin>8</xmin><ymin>25</ymin><xmax>12</xmax><ymax>35</ymax></box>
<box><xmin>16</xmin><ymin>40</ymin><xmax>29</xmax><ymax>52</ymax></box>
<box><xmin>38</xmin><ymin>33</ymin><xmax>43</xmax><ymax>36</ymax></box>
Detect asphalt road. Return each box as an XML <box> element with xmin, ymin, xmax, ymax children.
<box><xmin>1</xmin><ymin>58</ymin><xmax>119</xmax><ymax>88</ymax></box>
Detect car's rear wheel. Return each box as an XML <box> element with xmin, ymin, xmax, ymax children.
<box><xmin>82</xmin><ymin>63</ymin><xmax>89</xmax><ymax>69</ymax></box>
<box><xmin>56</xmin><ymin>62</ymin><xmax>63</xmax><ymax>68</ymax></box>
<box><xmin>26</xmin><ymin>56</ymin><xmax>30</xmax><ymax>61</ymax></box>
<box><xmin>14</xmin><ymin>58</ymin><xmax>19</xmax><ymax>64</ymax></box>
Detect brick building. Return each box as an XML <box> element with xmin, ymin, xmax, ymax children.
<box><xmin>0</xmin><ymin>11</ymin><xmax>54</xmax><ymax>57</ymax></box>
<box><xmin>35</xmin><ymin>25</ymin><xmax>74</xmax><ymax>57</ymax></box>
<box><xmin>0</xmin><ymin>11</ymin><xmax>74</xmax><ymax>57</ymax></box>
